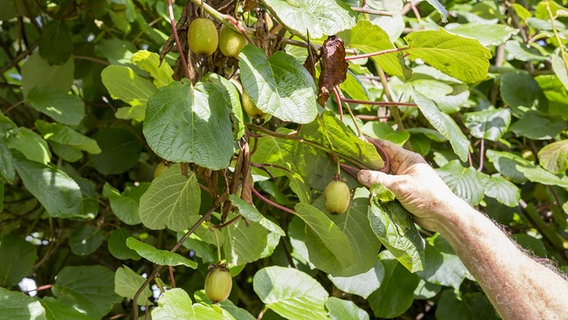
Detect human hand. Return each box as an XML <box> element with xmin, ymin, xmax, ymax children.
<box><xmin>358</xmin><ymin>139</ymin><xmax>463</xmax><ymax>232</ymax></box>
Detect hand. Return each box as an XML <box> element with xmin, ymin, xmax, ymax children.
<box><xmin>358</xmin><ymin>139</ymin><xmax>463</xmax><ymax>232</ymax></box>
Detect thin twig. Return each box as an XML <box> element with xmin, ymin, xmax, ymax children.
<box><xmin>341</xmin><ymin>97</ymin><xmax>416</xmax><ymax>107</ymax></box>
<box><xmin>167</xmin><ymin>0</ymin><xmax>190</xmax><ymax>79</ymax></box>
<box><xmin>351</xmin><ymin>6</ymin><xmax>393</xmax><ymax>16</ymax></box>
<box><xmin>251</xmin><ymin>186</ymin><xmax>296</xmax><ymax>215</ymax></box>
<box><xmin>345</xmin><ymin>47</ymin><xmax>407</xmax><ymax>61</ymax></box>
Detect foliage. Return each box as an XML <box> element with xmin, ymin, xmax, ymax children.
<box><xmin>1</xmin><ymin>0</ymin><xmax>567</xmax><ymax>319</ymax></box>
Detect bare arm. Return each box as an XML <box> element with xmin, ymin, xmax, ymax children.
<box><xmin>358</xmin><ymin>139</ymin><xmax>568</xmax><ymax>320</ymax></box>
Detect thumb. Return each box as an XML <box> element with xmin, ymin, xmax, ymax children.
<box><xmin>358</xmin><ymin>170</ymin><xmax>397</xmax><ymax>189</ymax></box>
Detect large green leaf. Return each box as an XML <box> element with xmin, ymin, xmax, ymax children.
<box><xmin>486</xmin><ymin>149</ymin><xmax>532</xmax><ymax>183</ymax></box>
<box><xmin>0</xmin><ymin>288</ymin><xmax>46</xmax><ymax>320</ymax></box>
<box><xmin>103</xmin><ymin>182</ymin><xmax>149</xmax><ymax>225</ymax></box>
<box><xmin>6</xmin><ymin>127</ymin><xmax>51</xmax><ymax>164</ymax></box>
<box><xmin>328</xmin><ymin>260</ymin><xmax>385</xmax><ymax>299</ymax></box>
<box><xmin>238</xmin><ymin>46</ymin><xmax>318</xmax><ymax>124</ymax></box>
<box><xmin>13</xmin><ymin>155</ymin><xmax>84</xmax><ymax>218</ymax></box>
<box><xmin>436</xmin><ymin>289</ymin><xmax>499</xmax><ymax>320</ymax></box>
<box><xmin>40</xmin><ymin>297</ymin><xmax>92</xmax><ymax>320</ymax></box>
<box><xmin>368</xmin><ymin>201</ymin><xmax>425</xmax><ymax>272</ymax></box>
<box><xmin>89</xmin><ymin>127</ymin><xmax>142</xmax><ymax>175</ymax></box>
<box><xmin>0</xmin><ymin>235</ymin><xmax>36</xmax><ymax>287</ymax></box>
<box><xmin>349</xmin><ymin>20</ymin><xmax>410</xmax><ymax>79</ymax></box>
<box><xmin>52</xmin><ymin>265</ymin><xmax>121</xmax><ymax>319</ymax></box>
<box><xmin>130</xmin><ymin>50</ymin><xmax>173</xmax><ymax>88</ymax></box>
<box><xmin>152</xmin><ymin>288</ymin><xmax>195</xmax><ymax>319</ymax></box>
<box><xmin>126</xmin><ymin>237</ymin><xmax>197</xmax><ymax>268</ymax></box>
<box><xmin>368</xmin><ymin>251</ymin><xmax>420</xmax><ymax>318</ymax></box>
<box><xmin>445</xmin><ymin>23</ymin><xmax>517</xmax><ymax>46</ymax></box>
<box><xmin>405</xmin><ymin>29</ymin><xmax>491</xmax><ymax>83</ymax></box>
<box><xmin>21</xmin><ymin>52</ymin><xmax>74</xmax><ymax>96</ymax></box>
<box><xmin>463</xmin><ymin>108</ymin><xmax>511</xmax><ymax>141</ymax></box>
<box><xmin>253</xmin><ymin>266</ymin><xmax>329</xmax><ymax>320</ymax></box>
<box><xmin>143</xmin><ymin>80</ymin><xmax>234</xmax><ymax>169</ymax></box>
<box><xmin>500</xmin><ymin>72</ymin><xmax>547</xmax><ymax>116</ymax></box>
<box><xmin>35</xmin><ymin>120</ymin><xmax>101</xmax><ymax>154</ymax></box>
<box><xmin>412</xmin><ymin>91</ymin><xmax>470</xmax><ymax>162</ymax></box>
<box><xmin>114</xmin><ymin>268</ymin><xmax>151</xmax><ymax>306</ymax></box>
<box><xmin>27</xmin><ymin>87</ymin><xmax>79</xmax><ymax>127</ymax></box>
<box><xmin>229</xmin><ymin>195</ymin><xmax>285</xmax><ymax>236</ymax></box>
<box><xmin>39</xmin><ymin>20</ymin><xmax>73</xmax><ymax>65</ymax></box>
<box><xmin>436</xmin><ymin>161</ymin><xmax>486</xmax><ymax>205</ymax></box>
<box><xmin>326</xmin><ymin>297</ymin><xmax>370</xmax><ymax>320</ymax></box>
<box><xmin>298</xmin><ymin>111</ymin><xmax>384</xmax><ymax>170</ymax></box>
<box><xmin>69</xmin><ymin>224</ymin><xmax>104</xmax><ymax>256</ymax></box>
<box><xmin>482</xmin><ymin>175</ymin><xmax>521</xmax><ymax>207</ymax></box>
<box><xmin>139</xmin><ymin>166</ymin><xmax>201</xmax><ymax>231</ymax></box>
<box><xmin>263</xmin><ymin>0</ymin><xmax>356</xmax><ymax>38</ymax></box>
<box><xmin>510</xmin><ymin>111</ymin><xmax>566</xmax><ymax>140</ymax></box>
<box><xmin>417</xmin><ymin>235</ymin><xmax>473</xmax><ymax>290</ymax></box>
<box><xmin>538</xmin><ymin>140</ymin><xmax>568</xmax><ymax>174</ymax></box>
<box><xmin>223</xmin><ymin>217</ymin><xmax>268</xmax><ymax>267</ymax></box>
<box><xmin>107</xmin><ymin>227</ymin><xmax>141</xmax><ymax>260</ymax></box>
<box><xmin>295</xmin><ymin>203</ymin><xmax>356</xmax><ymax>274</ymax></box>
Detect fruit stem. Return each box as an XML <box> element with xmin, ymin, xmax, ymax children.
<box><xmin>212</xmin><ymin>227</ymin><xmax>222</xmax><ymax>262</ymax></box>
<box><xmin>251</xmin><ymin>186</ymin><xmax>296</xmax><ymax>215</ymax></box>
<box><xmin>167</xmin><ymin>0</ymin><xmax>190</xmax><ymax>80</ymax></box>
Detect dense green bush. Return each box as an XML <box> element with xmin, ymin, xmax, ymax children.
<box><xmin>0</xmin><ymin>0</ymin><xmax>567</xmax><ymax>319</ymax></box>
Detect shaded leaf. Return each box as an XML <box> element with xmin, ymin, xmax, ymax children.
<box><xmin>0</xmin><ymin>235</ymin><xmax>36</xmax><ymax>287</ymax></box>
<box><xmin>69</xmin><ymin>224</ymin><xmax>104</xmax><ymax>256</ymax></box>
<box><xmin>229</xmin><ymin>195</ymin><xmax>285</xmax><ymax>236</ymax></box>
<box><xmin>482</xmin><ymin>175</ymin><xmax>521</xmax><ymax>207</ymax></box>
<box><xmin>152</xmin><ymin>288</ymin><xmax>195</xmax><ymax>319</ymax></box>
<box><xmin>114</xmin><ymin>266</ymin><xmax>152</xmax><ymax>305</ymax></box>
<box><xmin>436</xmin><ymin>289</ymin><xmax>499</xmax><ymax>320</ymax></box>
<box><xmin>26</xmin><ymin>87</ymin><xmax>84</xmax><ymax>126</ymax></box>
<box><xmin>326</xmin><ymin>297</ymin><xmax>370</xmax><ymax>320</ymax></box>
<box><xmin>39</xmin><ymin>20</ymin><xmax>72</xmax><ymax>65</ymax></box>
<box><xmin>22</xmin><ymin>52</ymin><xmax>74</xmax><ymax>96</ymax></box>
<box><xmin>436</xmin><ymin>160</ymin><xmax>485</xmax><ymax>205</ymax></box>
<box><xmin>40</xmin><ymin>297</ymin><xmax>92</xmax><ymax>320</ymax></box>
<box><xmin>500</xmin><ymin>72</ymin><xmax>547</xmax><ymax>117</ymax></box>
<box><xmin>89</xmin><ymin>127</ymin><xmax>142</xmax><ymax>175</ymax></box>
<box><xmin>52</xmin><ymin>265</ymin><xmax>121</xmax><ymax>319</ymax></box>
<box><xmin>6</xmin><ymin>127</ymin><xmax>51</xmax><ymax>164</ymax></box>
<box><xmin>510</xmin><ymin>111</ymin><xmax>566</xmax><ymax>140</ymax></box>
<box><xmin>463</xmin><ymin>108</ymin><xmax>511</xmax><ymax>141</ymax></box>
<box><xmin>0</xmin><ymin>288</ymin><xmax>46</xmax><ymax>320</ymax></box>
<box><xmin>223</xmin><ymin>217</ymin><xmax>268</xmax><ymax>267</ymax></box>
<box><xmin>103</xmin><ymin>182</ymin><xmax>149</xmax><ymax>225</ymax></box>
<box><xmin>35</xmin><ymin>120</ymin><xmax>101</xmax><ymax>154</ymax></box>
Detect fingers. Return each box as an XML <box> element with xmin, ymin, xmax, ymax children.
<box><xmin>358</xmin><ymin>170</ymin><xmax>396</xmax><ymax>189</ymax></box>
<box><xmin>367</xmin><ymin>138</ymin><xmax>427</xmax><ymax>174</ymax></box>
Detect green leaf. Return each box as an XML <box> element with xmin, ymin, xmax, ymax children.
<box><xmin>500</xmin><ymin>72</ymin><xmax>547</xmax><ymax>116</ymax></box>
<box><xmin>107</xmin><ymin>227</ymin><xmax>141</xmax><ymax>260</ymax></box>
<box><xmin>6</xmin><ymin>127</ymin><xmax>51</xmax><ymax>164</ymax></box>
<box><xmin>0</xmin><ymin>144</ymin><xmax>15</xmax><ymax>183</ymax></box>
<box><xmin>52</xmin><ymin>265</ymin><xmax>121</xmax><ymax>319</ymax></box>
<box><xmin>326</xmin><ymin>296</ymin><xmax>370</xmax><ymax>320</ymax></box>
<box><xmin>152</xmin><ymin>288</ymin><xmax>195</xmax><ymax>320</ymax></box>
<box><xmin>69</xmin><ymin>224</ymin><xmax>104</xmax><ymax>256</ymax></box>
<box><xmin>328</xmin><ymin>260</ymin><xmax>384</xmax><ymax>299</ymax></box>
<box><xmin>486</xmin><ymin>149</ymin><xmax>532</xmax><ymax>183</ymax></box>
<box><xmin>21</xmin><ymin>52</ymin><xmax>74</xmax><ymax>96</ymax></box>
<box><xmin>405</xmin><ymin>29</ymin><xmax>491</xmax><ymax>83</ymax></box>
<box><xmin>40</xmin><ymin>297</ymin><xmax>92</xmax><ymax>320</ymax></box>
<box><xmin>35</xmin><ymin>120</ymin><xmax>101</xmax><ymax>154</ymax></box>
<box><xmin>39</xmin><ymin>20</ymin><xmax>73</xmax><ymax>65</ymax></box>
<box><xmin>253</xmin><ymin>266</ymin><xmax>329</xmax><ymax>320</ymax></box>
<box><xmin>101</xmin><ymin>65</ymin><xmax>157</xmax><ymax>121</ymax></box>
<box><xmin>139</xmin><ymin>166</ymin><xmax>201</xmax><ymax>231</ymax></box>
<box><xmin>222</xmin><ymin>217</ymin><xmax>268</xmax><ymax>267</ymax></box>
<box><xmin>436</xmin><ymin>161</ymin><xmax>486</xmax><ymax>205</ymax></box>
<box><xmin>143</xmin><ymin>80</ymin><xmax>235</xmax><ymax>169</ymax></box>
<box><xmin>238</xmin><ymin>46</ymin><xmax>318</xmax><ymax>124</ymax></box>
<box><xmin>412</xmin><ymin>91</ymin><xmax>470</xmax><ymax>162</ymax></box>
<box><xmin>368</xmin><ymin>201</ymin><xmax>425</xmax><ymax>272</ymax></box>
<box><xmin>417</xmin><ymin>235</ymin><xmax>473</xmax><ymax>290</ymax></box>
<box><xmin>298</xmin><ymin>111</ymin><xmax>385</xmax><ymax>170</ymax></box>
<box><xmin>126</xmin><ymin>237</ymin><xmax>197</xmax><ymax>268</ymax></box>
<box><xmin>510</xmin><ymin>111</ymin><xmax>566</xmax><ymax>140</ymax></box>
<box><xmin>463</xmin><ymin>108</ymin><xmax>511</xmax><ymax>141</ymax></box>
<box><xmin>295</xmin><ymin>203</ymin><xmax>356</xmax><ymax>274</ymax></box>
<box><xmin>482</xmin><ymin>175</ymin><xmax>521</xmax><ymax>207</ymax></box>
<box><xmin>516</xmin><ymin>166</ymin><xmax>568</xmax><ymax>188</ymax></box>
<box><xmin>445</xmin><ymin>23</ymin><xmax>517</xmax><ymax>46</ymax></box>
<box><xmin>538</xmin><ymin>140</ymin><xmax>568</xmax><ymax>174</ymax></box>
<box><xmin>505</xmin><ymin>40</ymin><xmax>546</xmax><ymax>62</ymax></box>
<box><xmin>368</xmin><ymin>251</ymin><xmax>420</xmax><ymax>318</ymax></box>
<box><xmin>229</xmin><ymin>195</ymin><xmax>285</xmax><ymax>236</ymax></box>
<box><xmin>89</xmin><ymin>127</ymin><xmax>142</xmax><ymax>175</ymax></box>
<box><xmin>13</xmin><ymin>155</ymin><xmax>84</xmax><ymax>218</ymax></box>
<box><xmin>130</xmin><ymin>50</ymin><xmax>173</xmax><ymax>88</ymax></box>
<box><xmin>103</xmin><ymin>182</ymin><xmax>149</xmax><ymax>225</ymax></box>
<box><xmin>114</xmin><ymin>266</ymin><xmax>152</xmax><ymax>305</ymax></box>
<box><xmin>349</xmin><ymin>20</ymin><xmax>410</xmax><ymax>79</ymax></box>
<box><xmin>436</xmin><ymin>289</ymin><xmax>499</xmax><ymax>320</ymax></box>
<box><xmin>263</xmin><ymin>0</ymin><xmax>356</xmax><ymax>38</ymax></box>
<box><xmin>0</xmin><ymin>235</ymin><xmax>36</xmax><ymax>287</ymax></box>
<box><xmin>551</xmin><ymin>51</ymin><xmax>568</xmax><ymax>91</ymax></box>
<box><xmin>0</xmin><ymin>288</ymin><xmax>46</xmax><ymax>320</ymax></box>
<box><xmin>425</xmin><ymin>0</ymin><xmax>448</xmax><ymax>21</ymax></box>
<box><xmin>26</xmin><ymin>87</ymin><xmax>85</xmax><ymax>126</ymax></box>
<box><xmin>362</xmin><ymin>121</ymin><xmax>410</xmax><ymax>145</ymax></box>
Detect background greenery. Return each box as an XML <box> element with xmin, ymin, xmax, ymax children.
<box><xmin>1</xmin><ymin>0</ymin><xmax>567</xmax><ymax>319</ymax></box>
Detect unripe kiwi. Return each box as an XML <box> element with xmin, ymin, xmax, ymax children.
<box><xmin>187</xmin><ymin>18</ymin><xmax>218</xmax><ymax>55</ymax></box>
<box><xmin>323</xmin><ymin>179</ymin><xmax>351</xmax><ymax>215</ymax></box>
<box><xmin>242</xmin><ymin>90</ymin><xmax>270</xmax><ymax>125</ymax></box>
<box><xmin>219</xmin><ymin>24</ymin><xmax>246</xmax><ymax>58</ymax></box>
<box><xmin>204</xmin><ymin>264</ymin><xmax>232</xmax><ymax>303</ymax></box>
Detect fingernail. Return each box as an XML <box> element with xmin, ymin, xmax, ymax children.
<box><xmin>358</xmin><ymin>170</ymin><xmax>370</xmax><ymax>183</ymax></box>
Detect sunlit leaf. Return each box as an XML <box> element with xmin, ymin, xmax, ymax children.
<box><xmin>126</xmin><ymin>237</ymin><xmax>197</xmax><ymax>268</ymax></box>
<box><xmin>538</xmin><ymin>140</ymin><xmax>568</xmax><ymax>174</ymax></box>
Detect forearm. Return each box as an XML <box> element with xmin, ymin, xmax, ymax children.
<box><xmin>435</xmin><ymin>198</ymin><xmax>568</xmax><ymax>320</ymax></box>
